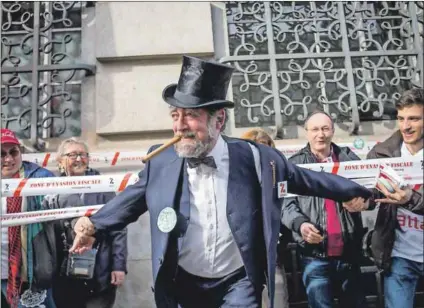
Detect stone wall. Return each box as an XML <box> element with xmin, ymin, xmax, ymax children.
<box><xmin>88</xmin><ymin>3</ymin><xmax>217</xmax><ymax>307</ymax></box>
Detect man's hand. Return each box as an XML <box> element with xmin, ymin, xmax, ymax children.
<box><xmin>69</xmin><ymin>233</ymin><xmax>95</xmax><ymax>254</ymax></box>
<box><xmin>343</xmin><ymin>197</ymin><xmax>368</xmax><ymax>212</ymax></box>
<box><xmin>69</xmin><ymin>217</ymin><xmax>96</xmax><ymax>254</ymax></box>
<box><xmin>73</xmin><ymin>216</ymin><xmax>96</xmax><ymax>236</ymax></box>
<box><xmin>300</xmin><ymin>222</ymin><xmax>324</xmax><ymax>244</ymax></box>
<box><xmin>375</xmin><ymin>180</ymin><xmax>413</xmax><ymax>205</ymax></box>
<box><xmin>111</xmin><ymin>271</ymin><xmax>126</xmax><ymax>286</ymax></box>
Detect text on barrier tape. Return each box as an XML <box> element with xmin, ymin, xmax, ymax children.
<box><xmin>2</xmin><ymin>157</ymin><xmax>422</xmax><ymax>197</ymax></box>
<box><xmin>2</xmin><ymin>172</ymin><xmax>139</xmax><ymax>197</ymax></box>
<box><xmin>1</xmin><ymin>205</ymin><xmax>103</xmax><ymax>228</ymax></box>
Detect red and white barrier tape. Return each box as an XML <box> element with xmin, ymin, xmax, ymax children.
<box><xmin>2</xmin><ymin>157</ymin><xmax>422</xmax><ymax>197</ymax></box>
<box><xmin>2</xmin><ymin>157</ymin><xmax>423</xmax><ymax>227</ymax></box>
<box><xmin>298</xmin><ymin>157</ymin><xmax>422</xmax><ymax>178</ymax></box>
<box><xmin>2</xmin><ymin>176</ymin><xmax>421</xmax><ymax>228</ymax></box>
<box><xmin>22</xmin><ymin>151</ymin><xmax>148</xmax><ymax>169</ymax></box>
<box><xmin>21</xmin><ymin>141</ymin><xmax>378</xmax><ymax>170</ymax></box>
<box><xmin>1</xmin><ymin>205</ymin><xmax>103</xmax><ymax>227</ymax></box>
<box><xmin>2</xmin><ymin>172</ymin><xmax>138</xmax><ymax>197</ymax></box>
<box><xmin>0</xmin><ymin>177</ymin><xmax>403</xmax><ymax>227</ymax></box>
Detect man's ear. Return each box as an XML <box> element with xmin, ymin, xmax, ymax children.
<box><xmin>215</xmin><ymin>109</ymin><xmax>226</xmax><ymax>129</ymax></box>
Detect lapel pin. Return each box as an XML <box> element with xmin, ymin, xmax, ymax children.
<box><xmin>157</xmin><ymin>207</ymin><xmax>177</xmax><ymax>233</ymax></box>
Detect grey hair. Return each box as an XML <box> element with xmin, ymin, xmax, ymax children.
<box><xmin>207</xmin><ymin>108</ymin><xmax>229</xmax><ymax>132</ymax></box>
<box><xmin>56</xmin><ymin>137</ymin><xmax>89</xmax><ymax>163</ymax></box>
<box><xmin>304</xmin><ymin>110</ymin><xmax>334</xmax><ymax>130</ymax></box>
<box><xmin>395</xmin><ymin>88</ymin><xmax>424</xmax><ymax>110</ymax></box>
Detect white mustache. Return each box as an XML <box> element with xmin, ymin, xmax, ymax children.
<box><xmin>181</xmin><ymin>132</ymin><xmax>196</xmax><ymax>138</ymax></box>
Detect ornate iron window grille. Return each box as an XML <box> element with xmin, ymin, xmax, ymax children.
<box><xmin>1</xmin><ymin>1</ymin><xmax>95</xmax><ymax>150</ymax></box>
<box><xmin>218</xmin><ymin>1</ymin><xmax>423</xmax><ymax>138</ymax></box>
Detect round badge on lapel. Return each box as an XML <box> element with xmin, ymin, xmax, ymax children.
<box><xmin>157</xmin><ymin>207</ymin><xmax>177</xmax><ymax>233</ymax></box>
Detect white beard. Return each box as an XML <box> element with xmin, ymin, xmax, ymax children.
<box><xmin>174</xmin><ymin>119</ymin><xmax>219</xmax><ymax>158</ymax></box>
<box><xmin>174</xmin><ymin>138</ymin><xmax>212</xmax><ymax>158</ymax></box>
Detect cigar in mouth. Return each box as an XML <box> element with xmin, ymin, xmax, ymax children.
<box><xmin>141</xmin><ymin>134</ymin><xmax>182</xmax><ymax>163</ymax></box>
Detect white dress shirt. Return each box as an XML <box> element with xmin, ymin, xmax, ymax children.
<box><xmin>178</xmin><ymin>136</ymin><xmax>261</xmax><ymax>278</ymax></box>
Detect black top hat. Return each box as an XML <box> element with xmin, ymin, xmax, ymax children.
<box><xmin>162</xmin><ymin>56</ymin><xmax>235</xmax><ymax>109</ymax></box>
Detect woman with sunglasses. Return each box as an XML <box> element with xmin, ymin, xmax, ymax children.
<box><xmin>1</xmin><ymin>129</ymin><xmax>57</xmax><ymax>308</ymax></box>
<box><xmin>49</xmin><ymin>137</ymin><xmax>127</xmax><ymax>308</ymax></box>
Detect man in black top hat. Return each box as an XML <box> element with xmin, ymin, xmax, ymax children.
<box><xmin>69</xmin><ymin>56</ymin><xmax>372</xmax><ymax>308</ymax></box>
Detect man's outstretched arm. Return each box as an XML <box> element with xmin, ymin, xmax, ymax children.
<box><xmin>274</xmin><ymin>149</ymin><xmax>373</xmax><ymax>202</ymax></box>
<box><xmin>70</xmin><ymin>147</ymin><xmax>154</xmax><ymax>253</ymax></box>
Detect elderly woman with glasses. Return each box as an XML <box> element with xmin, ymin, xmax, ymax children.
<box><xmin>49</xmin><ymin>138</ymin><xmax>128</xmax><ymax>308</ymax></box>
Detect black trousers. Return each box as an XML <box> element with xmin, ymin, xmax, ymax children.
<box><xmin>53</xmin><ymin>277</ymin><xmax>116</xmax><ymax>308</ymax></box>
<box><xmin>173</xmin><ymin>266</ymin><xmax>261</xmax><ymax>308</ymax></box>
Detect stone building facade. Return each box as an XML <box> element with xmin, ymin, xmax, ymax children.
<box><xmin>1</xmin><ymin>2</ymin><xmax>423</xmax><ymax>307</ymax></box>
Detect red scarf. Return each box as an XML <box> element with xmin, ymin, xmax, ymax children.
<box><xmin>319</xmin><ymin>151</ymin><xmax>344</xmax><ymax>257</ymax></box>
<box><xmin>6</xmin><ymin>172</ymin><xmax>23</xmax><ymax>307</ymax></box>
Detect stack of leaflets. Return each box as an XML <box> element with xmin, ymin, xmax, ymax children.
<box><xmin>375</xmin><ymin>163</ymin><xmax>407</xmax><ymax>193</ymax></box>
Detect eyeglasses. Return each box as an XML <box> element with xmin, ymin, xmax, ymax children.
<box><xmin>1</xmin><ymin>149</ymin><xmax>20</xmax><ymax>158</ymax></box>
<box><xmin>63</xmin><ymin>152</ymin><xmax>89</xmax><ymax>159</ymax></box>
<box><xmin>307</xmin><ymin>127</ymin><xmax>332</xmax><ymax>134</ymax></box>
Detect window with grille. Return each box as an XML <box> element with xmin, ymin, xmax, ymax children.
<box><xmin>1</xmin><ymin>1</ymin><xmax>95</xmax><ymax>148</ymax></box>
<box><xmin>216</xmin><ymin>1</ymin><xmax>423</xmax><ymax>136</ymax></box>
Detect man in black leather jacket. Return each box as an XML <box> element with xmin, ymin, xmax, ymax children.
<box><xmin>282</xmin><ymin>111</ymin><xmax>369</xmax><ymax>308</ymax></box>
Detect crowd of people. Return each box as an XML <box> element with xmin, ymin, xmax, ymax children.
<box><xmin>1</xmin><ymin>56</ymin><xmax>423</xmax><ymax>308</ymax></box>
<box><xmin>1</xmin><ymin>133</ymin><xmax>127</xmax><ymax>308</ymax></box>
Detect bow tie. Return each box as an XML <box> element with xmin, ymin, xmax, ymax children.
<box><xmin>187</xmin><ymin>156</ymin><xmax>217</xmax><ymax>169</ymax></box>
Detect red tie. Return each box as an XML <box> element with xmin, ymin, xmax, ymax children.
<box><xmin>6</xmin><ymin>173</ymin><xmax>23</xmax><ymax>307</ymax></box>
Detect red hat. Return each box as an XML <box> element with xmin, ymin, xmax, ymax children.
<box><xmin>1</xmin><ymin>129</ymin><xmax>20</xmax><ymax>145</ymax></box>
